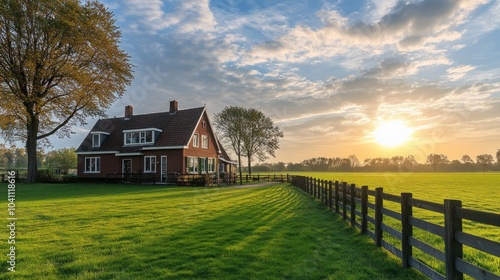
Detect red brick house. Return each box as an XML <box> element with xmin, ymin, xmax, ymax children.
<box><xmin>75</xmin><ymin>100</ymin><xmax>236</xmax><ymax>183</ymax></box>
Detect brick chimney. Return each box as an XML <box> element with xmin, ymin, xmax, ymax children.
<box><xmin>125</xmin><ymin>105</ymin><xmax>133</xmax><ymax>118</ymax></box>
<box><xmin>169</xmin><ymin>100</ymin><xmax>178</xmax><ymax>114</ymax></box>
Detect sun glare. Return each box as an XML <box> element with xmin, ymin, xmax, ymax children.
<box><xmin>373</xmin><ymin>120</ymin><xmax>413</xmax><ymax>147</ymax></box>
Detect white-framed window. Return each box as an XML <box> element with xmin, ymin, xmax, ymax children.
<box><xmin>144</xmin><ymin>156</ymin><xmax>156</xmax><ymax>173</ymax></box>
<box><xmin>200</xmin><ymin>158</ymin><xmax>207</xmax><ymax>173</ymax></box>
<box><xmin>192</xmin><ymin>133</ymin><xmax>199</xmax><ymax>147</ymax></box>
<box><xmin>123</xmin><ymin>129</ymin><xmax>160</xmax><ymax>145</ymax></box>
<box><xmin>85</xmin><ymin>157</ymin><xmax>100</xmax><ymax>173</ymax></box>
<box><xmin>92</xmin><ymin>134</ymin><xmax>100</xmax><ymax>147</ymax></box>
<box><xmin>125</xmin><ymin>131</ymin><xmax>154</xmax><ymax>145</ymax></box>
<box><xmin>208</xmin><ymin>158</ymin><xmax>216</xmax><ymax>173</ymax></box>
<box><xmin>202</xmin><ymin>121</ymin><xmax>206</xmax><ymax>128</ymax></box>
<box><xmin>186</xmin><ymin>156</ymin><xmax>198</xmax><ymax>173</ymax></box>
<box><xmin>202</xmin><ymin>135</ymin><xmax>208</xmax><ymax>149</ymax></box>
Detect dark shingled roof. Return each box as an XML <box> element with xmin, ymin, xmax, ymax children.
<box><xmin>76</xmin><ymin>106</ymin><xmax>206</xmax><ymax>153</ymax></box>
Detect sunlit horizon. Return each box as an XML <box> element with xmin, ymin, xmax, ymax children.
<box><xmin>372</xmin><ymin>120</ymin><xmax>414</xmax><ymax>148</ymax></box>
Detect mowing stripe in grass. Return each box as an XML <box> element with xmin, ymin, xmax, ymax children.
<box><xmin>1</xmin><ymin>183</ymin><xmax>426</xmax><ymax>280</ymax></box>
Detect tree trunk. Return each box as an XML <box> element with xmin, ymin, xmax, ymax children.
<box><xmin>247</xmin><ymin>156</ymin><xmax>252</xmax><ymax>176</ymax></box>
<box><xmin>26</xmin><ymin>116</ymin><xmax>39</xmax><ymax>183</ymax></box>
<box><xmin>237</xmin><ymin>153</ymin><xmax>243</xmax><ymax>185</ymax></box>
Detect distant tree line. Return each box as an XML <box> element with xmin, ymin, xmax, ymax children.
<box><xmin>251</xmin><ymin>150</ymin><xmax>500</xmax><ymax>173</ymax></box>
<box><xmin>0</xmin><ymin>144</ymin><xmax>76</xmax><ymax>174</ymax></box>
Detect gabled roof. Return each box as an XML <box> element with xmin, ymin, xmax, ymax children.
<box><xmin>76</xmin><ymin>106</ymin><xmax>206</xmax><ymax>154</ymax></box>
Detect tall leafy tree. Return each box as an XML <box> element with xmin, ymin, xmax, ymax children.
<box><xmin>348</xmin><ymin>154</ymin><xmax>360</xmax><ymax>171</ymax></box>
<box><xmin>476</xmin><ymin>154</ymin><xmax>494</xmax><ymax>172</ymax></box>
<box><xmin>45</xmin><ymin>147</ymin><xmax>76</xmax><ymax>174</ymax></box>
<box><xmin>461</xmin><ymin>154</ymin><xmax>474</xmax><ymax>171</ymax></box>
<box><xmin>214</xmin><ymin>106</ymin><xmax>283</xmax><ymax>181</ymax></box>
<box><xmin>241</xmin><ymin>108</ymin><xmax>283</xmax><ymax>175</ymax></box>
<box><xmin>426</xmin><ymin>154</ymin><xmax>449</xmax><ymax>172</ymax></box>
<box><xmin>214</xmin><ymin>106</ymin><xmax>246</xmax><ymax>184</ymax></box>
<box><xmin>0</xmin><ymin>0</ymin><xmax>133</xmax><ymax>182</ymax></box>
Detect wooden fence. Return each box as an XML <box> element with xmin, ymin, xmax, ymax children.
<box><xmin>289</xmin><ymin>175</ymin><xmax>500</xmax><ymax>280</ymax></box>
<box><xmin>236</xmin><ymin>174</ymin><xmax>289</xmax><ymax>183</ymax></box>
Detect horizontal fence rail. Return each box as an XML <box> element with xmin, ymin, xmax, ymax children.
<box><xmin>289</xmin><ymin>175</ymin><xmax>500</xmax><ymax>280</ymax></box>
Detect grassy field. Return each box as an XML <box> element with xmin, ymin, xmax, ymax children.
<box><xmin>277</xmin><ymin>172</ymin><xmax>500</xmax><ymax>278</ymax></box>
<box><xmin>0</xmin><ymin>183</ymin><xmax>426</xmax><ymax>280</ymax></box>
<box><xmin>281</xmin><ymin>172</ymin><xmax>500</xmax><ymax>212</ymax></box>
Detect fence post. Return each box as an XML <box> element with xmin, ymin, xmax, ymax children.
<box><xmin>318</xmin><ymin>179</ymin><xmax>321</xmax><ymax>201</ymax></box>
<box><xmin>329</xmin><ymin>181</ymin><xmax>333</xmax><ymax>209</ymax></box>
<box><xmin>375</xmin><ymin>187</ymin><xmax>383</xmax><ymax>247</ymax></box>
<box><xmin>335</xmin><ymin>181</ymin><xmax>339</xmax><ymax>213</ymax></box>
<box><xmin>318</xmin><ymin>179</ymin><xmax>321</xmax><ymax>200</ymax></box>
<box><xmin>311</xmin><ymin>177</ymin><xmax>314</xmax><ymax>197</ymax></box>
<box><xmin>309</xmin><ymin>177</ymin><xmax>313</xmax><ymax>195</ymax></box>
<box><xmin>361</xmin><ymin>186</ymin><xmax>368</xmax><ymax>234</ymax></box>
<box><xmin>316</xmin><ymin>179</ymin><xmax>319</xmax><ymax>199</ymax></box>
<box><xmin>342</xmin><ymin>182</ymin><xmax>347</xmax><ymax>220</ymax></box>
<box><xmin>444</xmin><ymin>199</ymin><xmax>463</xmax><ymax>280</ymax></box>
<box><xmin>350</xmin><ymin>183</ymin><xmax>356</xmax><ymax>226</ymax></box>
<box><xmin>324</xmin><ymin>180</ymin><xmax>328</xmax><ymax>205</ymax></box>
<box><xmin>325</xmin><ymin>181</ymin><xmax>328</xmax><ymax>206</ymax></box>
<box><xmin>401</xmin><ymin>193</ymin><xmax>413</xmax><ymax>268</ymax></box>
<box><xmin>314</xmin><ymin>178</ymin><xmax>317</xmax><ymax>198</ymax></box>
<box><xmin>323</xmin><ymin>180</ymin><xmax>326</xmax><ymax>204</ymax></box>
<box><xmin>317</xmin><ymin>178</ymin><xmax>320</xmax><ymax>199</ymax></box>
<box><xmin>311</xmin><ymin>178</ymin><xmax>314</xmax><ymax>197</ymax></box>
<box><xmin>320</xmin><ymin>180</ymin><xmax>323</xmax><ymax>203</ymax></box>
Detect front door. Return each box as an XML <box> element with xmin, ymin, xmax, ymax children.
<box><xmin>161</xmin><ymin>156</ymin><xmax>167</xmax><ymax>182</ymax></box>
<box><xmin>122</xmin><ymin>159</ymin><xmax>132</xmax><ymax>180</ymax></box>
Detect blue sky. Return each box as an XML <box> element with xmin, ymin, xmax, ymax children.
<box><xmin>49</xmin><ymin>0</ymin><xmax>500</xmax><ymax>163</ymax></box>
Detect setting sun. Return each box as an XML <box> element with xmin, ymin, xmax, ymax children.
<box><xmin>373</xmin><ymin>120</ymin><xmax>413</xmax><ymax>147</ymax></box>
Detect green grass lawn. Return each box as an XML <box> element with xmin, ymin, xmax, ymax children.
<box><xmin>276</xmin><ymin>172</ymin><xmax>500</xmax><ymax>278</ymax></box>
<box><xmin>281</xmin><ymin>172</ymin><xmax>500</xmax><ymax>212</ymax></box>
<box><xmin>1</xmin><ymin>183</ymin><xmax>426</xmax><ymax>280</ymax></box>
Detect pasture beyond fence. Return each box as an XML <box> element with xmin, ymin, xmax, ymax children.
<box><xmin>289</xmin><ymin>175</ymin><xmax>500</xmax><ymax>280</ymax></box>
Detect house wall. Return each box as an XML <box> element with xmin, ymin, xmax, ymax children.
<box><xmin>183</xmin><ymin>111</ymin><xmax>221</xmax><ymax>173</ymax></box>
<box><xmin>140</xmin><ymin>150</ymin><xmax>184</xmax><ymax>174</ymax></box>
<box><xmin>77</xmin><ymin>150</ymin><xmax>187</xmax><ymax>178</ymax></box>
<box><xmin>76</xmin><ymin>110</ymin><xmax>227</xmax><ymax>179</ymax></box>
<box><xmin>77</xmin><ymin>154</ymin><xmax>121</xmax><ymax>177</ymax></box>
<box><xmin>185</xmin><ymin>111</ymin><xmax>220</xmax><ymax>158</ymax></box>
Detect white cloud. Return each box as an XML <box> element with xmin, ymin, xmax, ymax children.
<box><xmin>447</xmin><ymin>65</ymin><xmax>476</xmax><ymax>81</ymax></box>
<box><xmin>88</xmin><ymin>0</ymin><xmax>500</xmax><ymax>163</ymax></box>
<box><xmin>239</xmin><ymin>0</ymin><xmax>490</xmax><ymax>67</ymax></box>
<box><xmin>118</xmin><ymin>0</ymin><xmax>215</xmax><ymax>34</ymax></box>
<box><xmin>452</xmin><ymin>44</ymin><xmax>466</xmax><ymax>50</ymax></box>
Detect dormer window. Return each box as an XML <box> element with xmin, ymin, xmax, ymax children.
<box><xmin>123</xmin><ymin>128</ymin><xmax>162</xmax><ymax>145</ymax></box>
<box><xmin>91</xmin><ymin>131</ymin><xmax>109</xmax><ymax>148</ymax></box>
